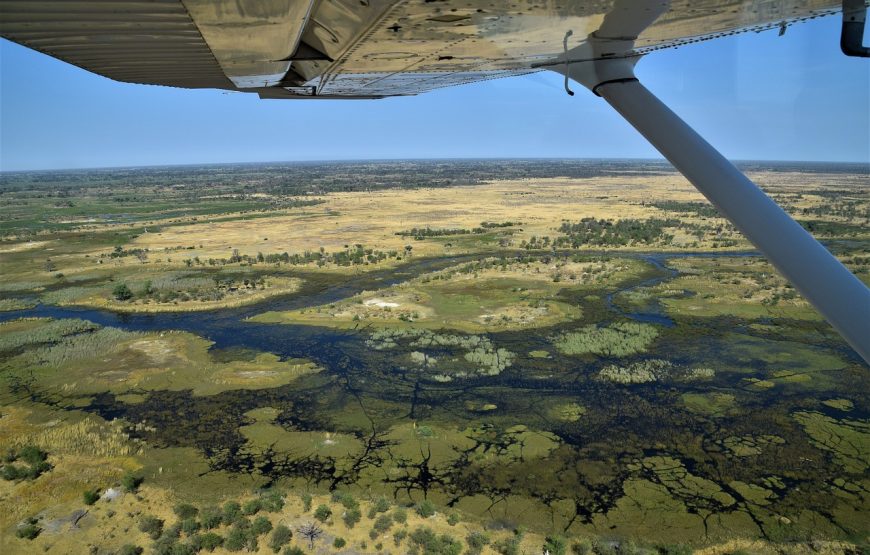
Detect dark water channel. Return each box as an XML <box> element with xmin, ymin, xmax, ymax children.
<box><xmin>1</xmin><ymin>251</ymin><xmax>759</xmax><ymax>359</ymax></box>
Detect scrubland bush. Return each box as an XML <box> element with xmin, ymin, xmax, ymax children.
<box><xmin>313</xmin><ymin>504</ymin><xmax>332</xmax><ymax>522</ymax></box>
<box><xmin>467</xmin><ymin>531</ymin><xmax>490</xmax><ymax>554</ymax></box>
<box><xmin>225</xmin><ymin>524</ymin><xmax>256</xmax><ymax>552</ymax></box>
<box><xmin>181</xmin><ymin>518</ymin><xmax>200</xmax><ymax>535</ymax></box>
<box><xmin>269</xmin><ymin>524</ymin><xmax>292</xmax><ymax>552</ymax></box>
<box><xmin>332</xmin><ymin>490</ymin><xmax>358</xmax><ymax>510</ymax></box>
<box><xmin>416</xmin><ymin>499</ymin><xmax>436</xmax><ymax>517</ymax></box>
<box><xmin>372</xmin><ymin>496</ymin><xmax>391</xmax><ymax>513</ymax></box>
<box><xmin>242</xmin><ymin>498</ymin><xmax>262</xmax><ymax>515</ymax></box>
<box><xmin>252</xmin><ymin>515</ymin><xmax>272</xmax><ymax>536</ymax></box>
<box><xmin>0</xmin><ymin>444</ymin><xmax>51</xmax><ymax>481</ymax></box>
<box><xmin>408</xmin><ymin>526</ymin><xmax>462</xmax><ymax>555</ymax></box>
<box><xmin>138</xmin><ymin>515</ymin><xmax>163</xmax><ymax>540</ymax></box>
<box><xmin>198</xmin><ymin>532</ymin><xmax>224</xmax><ymax>551</ymax></box>
<box><xmin>373</xmin><ymin>514</ymin><xmax>393</xmax><ymax>533</ymax></box>
<box><xmin>122</xmin><ymin>472</ymin><xmax>143</xmax><ymax>492</ymax></box>
<box><xmin>222</xmin><ymin>501</ymin><xmax>242</xmax><ymax>525</ymax></box>
<box><xmin>16</xmin><ymin>517</ymin><xmax>41</xmax><ymax>540</ymax></box>
<box><xmin>83</xmin><ymin>489</ymin><xmax>100</xmax><ymax>505</ymax></box>
<box><xmin>200</xmin><ymin>506</ymin><xmax>222</xmax><ymax>529</ymax></box>
<box><xmin>174</xmin><ymin>503</ymin><xmax>198</xmax><ymax>520</ymax></box>
<box><xmin>544</xmin><ymin>535</ymin><xmax>568</xmax><ymax>555</ymax></box>
<box><xmin>571</xmin><ymin>538</ymin><xmax>593</xmax><ymax>554</ymax></box>
<box><xmin>343</xmin><ymin>507</ymin><xmax>362</xmax><ymax>528</ymax></box>
<box><xmin>392</xmin><ymin>507</ymin><xmax>408</xmax><ymax>524</ymax></box>
<box><xmin>261</xmin><ymin>490</ymin><xmax>285</xmax><ymax>512</ymax></box>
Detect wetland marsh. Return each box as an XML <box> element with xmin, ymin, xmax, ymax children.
<box><xmin>0</xmin><ymin>160</ymin><xmax>867</xmax><ymax>554</ymax></box>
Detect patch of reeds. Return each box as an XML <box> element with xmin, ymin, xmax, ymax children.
<box><xmin>22</xmin><ymin>417</ymin><xmax>143</xmax><ymax>457</ymax></box>
<box><xmin>553</xmin><ymin>322</ymin><xmax>659</xmax><ymax>357</ymax></box>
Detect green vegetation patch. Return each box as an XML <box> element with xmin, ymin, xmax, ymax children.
<box><xmin>821</xmin><ymin>398</ymin><xmax>854</xmax><ymax>412</ymax></box>
<box><xmin>367</xmin><ymin>328</ymin><xmax>514</xmax><ymax>378</ymax></box>
<box><xmin>1</xmin><ymin>445</ymin><xmax>51</xmax><ymax>482</ymax></box>
<box><xmin>552</xmin><ymin>218</ymin><xmax>680</xmax><ymax>248</ymax></box>
<box><xmin>255</xmin><ymin>271</ymin><xmax>584</xmax><ymax>333</ymax></box>
<box><xmin>548</xmin><ymin>403</ymin><xmax>586</xmax><ymax>422</ymax></box>
<box><xmin>720</xmin><ymin>435</ymin><xmax>785</xmax><ymax>457</ymax></box>
<box><xmin>793</xmin><ymin>411</ymin><xmax>870</xmax><ymax>474</ymax></box>
<box><xmin>597</xmin><ymin>359</ymin><xmax>713</xmax><ymax>385</ymax></box>
<box><xmin>656</xmin><ymin>257</ymin><xmax>824</xmax><ymax>320</ymax></box>
<box><xmin>593</xmin><ymin>478</ymin><xmax>704</xmax><ymax>542</ymax></box>
<box><xmin>729</xmin><ymin>480</ymin><xmax>777</xmax><ymax>506</ymax></box>
<box><xmin>629</xmin><ymin>456</ymin><xmax>736</xmax><ymax>508</ymax></box>
<box><xmin>1</xmin><ymin>318</ymin><xmax>321</xmax><ymax>397</ymax></box>
<box><xmin>239</xmin><ymin>422</ymin><xmax>364</xmax><ymax>462</ymax></box>
<box><xmin>718</xmin><ymin>334</ymin><xmax>848</xmax><ymax>389</ymax></box>
<box><xmin>0</xmin><ymin>318</ymin><xmax>99</xmax><ymax>353</ymax></box>
<box><xmin>553</xmin><ymin>322</ymin><xmax>659</xmax><ymax>357</ymax></box>
<box><xmin>0</xmin><ymin>297</ymin><xmax>36</xmax><ymax>311</ymax></box>
<box><xmin>681</xmin><ymin>392</ymin><xmax>737</xmax><ymax>417</ymax></box>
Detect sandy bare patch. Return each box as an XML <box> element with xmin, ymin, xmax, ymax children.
<box><xmin>364</xmin><ymin>298</ymin><xmax>400</xmax><ymax>308</ymax></box>
<box><xmin>0</xmin><ymin>240</ymin><xmax>50</xmax><ymax>253</ymax></box>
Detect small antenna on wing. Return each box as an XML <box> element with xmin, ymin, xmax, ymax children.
<box><xmin>778</xmin><ymin>21</ymin><xmax>788</xmax><ymax>36</ymax></box>
<box><xmin>563</xmin><ymin>30</ymin><xmax>574</xmax><ymax>96</ymax></box>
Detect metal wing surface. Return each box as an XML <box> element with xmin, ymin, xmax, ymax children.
<box><xmin>0</xmin><ymin>0</ymin><xmax>842</xmax><ymax>99</ymax></box>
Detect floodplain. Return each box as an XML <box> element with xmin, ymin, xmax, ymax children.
<box><xmin>0</xmin><ymin>160</ymin><xmax>868</xmax><ymax>554</ymax></box>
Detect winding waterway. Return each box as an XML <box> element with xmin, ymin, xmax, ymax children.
<box><xmin>0</xmin><ymin>250</ymin><xmax>759</xmax><ymax>359</ymax></box>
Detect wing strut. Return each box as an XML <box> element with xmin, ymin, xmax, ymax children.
<box><xmin>554</xmin><ymin>61</ymin><xmax>870</xmax><ymax>364</ymax></box>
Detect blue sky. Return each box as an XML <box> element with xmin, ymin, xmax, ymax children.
<box><xmin>0</xmin><ymin>14</ymin><xmax>867</xmax><ymax>171</ymax></box>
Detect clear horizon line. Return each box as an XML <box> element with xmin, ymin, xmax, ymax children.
<box><xmin>1</xmin><ymin>156</ymin><xmax>868</xmax><ymax>174</ymax></box>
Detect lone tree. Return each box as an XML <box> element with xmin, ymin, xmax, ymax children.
<box><xmin>298</xmin><ymin>522</ymin><xmax>323</xmax><ymax>549</ymax></box>
<box><xmin>112</xmin><ymin>283</ymin><xmax>133</xmax><ymax>301</ymax></box>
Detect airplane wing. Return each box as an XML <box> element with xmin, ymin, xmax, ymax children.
<box><xmin>0</xmin><ymin>1</ymin><xmax>843</xmax><ymax>99</ymax></box>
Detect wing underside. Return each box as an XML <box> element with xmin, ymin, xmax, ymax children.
<box><xmin>0</xmin><ymin>0</ymin><xmax>842</xmax><ymax>99</ymax></box>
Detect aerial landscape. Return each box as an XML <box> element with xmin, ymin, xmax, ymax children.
<box><xmin>0</xmin><ymin>159</ymin><xmax>867</xmax><ymax>554</ymax></box>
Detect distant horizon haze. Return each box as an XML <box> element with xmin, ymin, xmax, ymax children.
<box><xmin>0</xmin><ymin>156</ymin><xmax>868</xmax><ymax>175</ymax></box>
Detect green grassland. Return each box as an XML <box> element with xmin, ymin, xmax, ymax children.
<box><xmin>253</xmin><ymin>256</ymin><xmax>649</xmax><ymax>332</ymax></box>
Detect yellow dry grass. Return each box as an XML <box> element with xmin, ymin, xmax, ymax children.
<box><xmin>0</xmin><ymin>240</ymin><xmax>51</xmax><ymax>253</ymax></box>
<box><xmin>693</xmin><ymin>538</ymin><xmax>862</xmax><ymax>555</ymax></box>
<box><xmin>0</xmin><ymin>405</ymin><xmax>139</xmax><ymax>534</ymax></box>
<box><xmin>126</xmin><ymin>175</ymin><xmax>738</xmax><ymax>268</ymax></box>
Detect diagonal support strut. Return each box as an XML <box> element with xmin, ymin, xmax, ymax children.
<box><xmin>553</xmin><ymin>61</ymin><xmax>870</xmax><ymax>364</ymax></box>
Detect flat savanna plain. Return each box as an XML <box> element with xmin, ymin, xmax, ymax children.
<box><xmin>0</xmin><ymin>160</ymin><xmax>868</xmax><ymax>555</ymax></box>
